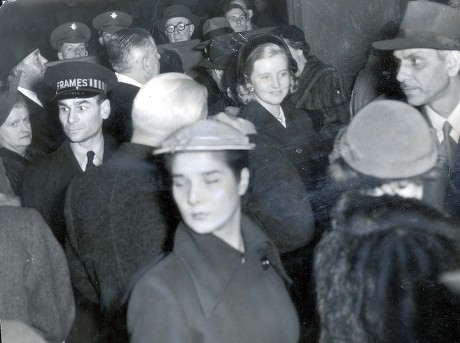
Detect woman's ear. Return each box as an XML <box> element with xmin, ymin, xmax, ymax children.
<box><xmin>238</xmin><ymin>167</ymin><xmax>250</xmax><ymax>196</ymax></box>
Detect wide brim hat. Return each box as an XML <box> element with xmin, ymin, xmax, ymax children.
<box><xmin>373</xmin><ymin>1</ymin><xmax>460</xmax><ymax>51</ymax></box>
<box><xmin>155</xmin><ymin>5</ymin><xmax>200</xmax><ymax>31</ymax></box>
<box><xmin>92</xmin><ymin>10</ymin><xmax>133</xmax><ymax>34</ymax></box>
<box><xmin>45</xmin><ymin>61</ymin><xmax>117</xmax><ymax>101</ymax></box>
<box><xmin>195</xmin><ymin>17</ymin><xmax>234</xmax><ymax>49</ymax></box>
<box><xmin>154</xmin><ymin>119</ymin><xmax>255</xmax><ymax>155</ymax></box>
<box><xmin>0</xmin><ymin>33</ymin><xmax>37</xmax><ymax>79</ymax></box>
<box><xmin>0</xmin><ymin>91</ymin><xmax>20</xmax><ymax>127</ymax></box>
<box><xmin>50</xmin><ymin>22</ymin><xmax>91</xmax><ymax>49</ymax></box>
<box><xmin>198</xmin><ymin>32</ymin><xmax>247</xmax><ymax>70</ymax></box>
<box><xmin>236</xmin><ymin>33</ymin><xmax>298</xmax><ymax>85</ymax></box>
<box><xmin>339</xmin><ymin>100</ymin><xmax>438</xmax><ymax>179</ymax></box>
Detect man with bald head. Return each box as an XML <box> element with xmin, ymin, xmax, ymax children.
<box><xmin>64</xmin><ymin>73</ymin><xmax>208</xmax><ymax>341</ymax></box>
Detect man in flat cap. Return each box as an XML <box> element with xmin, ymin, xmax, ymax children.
<box><xmin>156</xmin><ymin>4</ymin><xmax>200</xmax><ymax>43</ymax></box>
<box><xmin>22</xmin><ymin>61</ymin><xmax>117</xmax><ymax>246</ymax></box>
<box><xmin>0</xmin><ymin>34</ymin><xmax>64</xmax><ymax>156</ymax></box>
<box><xmin>105</xmin><ymin>28</ymin><xmax>161</xmax><ymax>145</ymax></box>
<box><xmin>50</xmin><ymin>22</ymin><xmax>91</xmax><ymax>61</ymax></box>
<box><xmin>373</xmin><ymin>1</ymin><xmax>460</xmax><ymax>216</ymax></box>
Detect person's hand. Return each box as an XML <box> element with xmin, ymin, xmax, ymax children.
<box><xmin>1</xmin><ymin>320</ymin><xmax>47</xmax><ymax>343</ymax></box>
<box><xmin>0</xmin><ymin>192</ymin><xmax>21</xmax><ymax>207</ymax></box>
<box><xmin>212</xmin><ymin>112</ymin><xmax>257</xmax><ymax>135</ymax></box>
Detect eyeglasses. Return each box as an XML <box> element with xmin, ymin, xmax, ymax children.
<box><xmin>165</xmin><ymin>22</ymin><xmax>192</xmax><ymax>33</ymax></box>
<box><xmin>227</xmin><ymin>16</ymin><xmax>247</xmax><ymax>24</ymax></box>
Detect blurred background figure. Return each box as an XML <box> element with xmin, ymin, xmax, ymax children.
<box><xmin>156</xmin><ymin>5</ymin><xmax>200</xmax><ymax>44</ymax></box>
<box><xmin>316</xmin><ymin>100</ymin><xmax>460</xmax><ymax>343</ymax></box>
<box><xmin>224</xmin><ymin>2</ymin><xmax>251</xmax><ymax>33</ymax></box>
<box><xmin>49</xmin><ymin>21</ymin><xmax>91</xmax><ymax>61</ymax></box>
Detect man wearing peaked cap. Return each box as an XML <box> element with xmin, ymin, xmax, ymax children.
<box><xmin>156</xmin><ymin>5</ymin><xmax>200</xmax><ymax>43</ymax></box>
<box><xmin>373</xmin><ymin>1</ymin><xmax>460</xmax><ymax>217</ymax></box>
<box><xmin>22</xmin><ymin>61</ymin><xmax>117</xmax><ymax>247</ymax></box>
<box><xmin>50</xmin><ymin>22</ymin><xmax>91</xmax><ymax>60</ymax></box>
<box><xmin>92</xmin><ymin>10</ymin><xmax>133</xmax><ymax>46</ymax></box>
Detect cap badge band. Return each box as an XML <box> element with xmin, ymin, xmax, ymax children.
<box><xmin>111</xmin><ymin>12</ymin><xmax>118</xmax><ymax>19</ymax></box>
<box><xmin>56</xmin><ymin>78</ymin><xmax>107</xmax><ymax>93</ymax></box>
<box><xmin>71</xmin><ymin>23</ymin><xmax>77</xmax><ymax>30</ymax></box>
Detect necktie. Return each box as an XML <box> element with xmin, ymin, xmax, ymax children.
<box><xmin>86</xmin><ymin>151</ymin><xmax>96</xmax><ymax>171</ymax></box>
<box><xmin>442</xmin><ymin>121</ymin><xmax>456</xmax><ymax>166</ymax></box>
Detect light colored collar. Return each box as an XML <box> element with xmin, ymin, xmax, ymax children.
<box><xmin>425</xmin><ymin>102</ymin><xmax>460</xmax><ymax>143</ymax></box>
<box><xmin>115</xmin><ymin>73</ymin><xmax>142</xmax><ymax>88</ymax></box>
<box><xmin>70</xmin><ymin>134</ymin><xmax>105</xmax><ymax>171</ymax></box>
<box><xmin>18</xmin><ymin>87</ymin><xmax>43</xmax><ymax>107</ymax></box>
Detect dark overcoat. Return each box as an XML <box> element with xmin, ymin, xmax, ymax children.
<box><xmin>127</xmin><ymin>215</ymin><xmax>300</xmax><ymax>343</ymax></box>
<box><xmin>22</xmin><ymin>137</ymin><xmax>115</xmax><ymax>245</ymax></box>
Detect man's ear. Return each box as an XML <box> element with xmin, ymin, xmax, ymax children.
<box><xmin>238</xmin><ymin>167</ymin><xmax>250</xmax><ymax>196</ymax></box>
<box><xmin>247</xmin><ymin>9</ymin><xmax>253</xmax><ymax>19</ymax></box>
<box><xmin>446</xmin><ymin>51</ymin><xmax>460</xmax><ymax>77</ymax></box>
<box><xmin>57</xmin><ymin>52</ymin><xmax>64</xmax><ymax>61</ymax></box>
<box><xmin>100</xmin><ymin>98</ymin><xmax>111</xmax><ymax>120</ymax></box>
<box><xmin>99</xmin><ymin>37</ymin><xmax>104</xmax><ymax>45</ymax></box>
<box><xmin>189</xmin><ymin>24</ymin><xmax>195</xmax><ymax>36</ymax></box>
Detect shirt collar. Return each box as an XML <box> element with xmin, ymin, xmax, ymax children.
<box><xmin>18</xmin><ymin>87</ymin><xmax>43</xmax><ymax>107</ymax></box>
<box><xmin>70</xmin><ymin>134</ymin><xmax>105</xmax><ymax>171</ymax></box>
<box><xmin>115</xmin><ymin>72</ymin><xmax>142</xmax><ymax>88</ymax></box>
<box><xmin>424</xmin><ymin>102</ymin><xmax>460</xmax><ymax>143</ymax></box>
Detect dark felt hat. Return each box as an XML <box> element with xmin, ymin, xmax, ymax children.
<box><xmin>92</xmin><ymin>11</ymin><xmax>133</xmax><ymax>34</ymax></box>
<box><xmin>196</xmin><ymin>17</ymin><xmax>234</xmax><ymax>49</ymax></box>
<box><xmin>373</xmin><ymin>1</ymin><xmax>460</xmax><ymax>51</ymax></box>
<box><xmin>236</xmin><ymin>33</ymin><xmax>298</xmax><ymax>85</ymax></box>
<box><xmin>155</xmin><ymin>5</ymin><xmax>200</xmax><ymax>31</ymax></box>
<box><xmin>50</xmin><ymin>22</ymin><xmax>91</xmax><ymax>50</ymax></box>
<box><xmin>0</xmin><ymin>91</ymin><xmax>21</xmax><ymax>127</ymax></box>
<box><xmin>271</xmin><ymin>25</ymin><xmax>306</xmax><ymax>43</ymax></box>
<box><xmin>199</xmin><ymin>32</ymin><xmax>247</xmax><ymax>70</ymax></box>
<box><xmin>45</xmin><ymin>61</ymin><xmax>117</xmax><ymax>101</ymax></box>
<box><xmin>0</xmin><ymin>34</ymin><xmax>37</xmax><ymax>78</ymax></box>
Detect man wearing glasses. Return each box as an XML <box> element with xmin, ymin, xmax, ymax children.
<box><xmin>156</xmin><ymin>5</ymin><xmax>200</xmax><ymax>43</ymax></box>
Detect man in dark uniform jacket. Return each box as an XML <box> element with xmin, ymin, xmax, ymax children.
<box><xmin>104</xmin><ymin>28</ymin><xmax>161</xmax><ymax>145</ymax></box>
<box><xmin>22</xmin><ymin>61</ymin><xmax>117</xmax><ymax>246</ymax></box>
<box><xmin>0</xmin><ymin>34</ymin><xmax>65</xmax><ymax>155</ymax></box>
<box><xmin>373</xmin><ymin>1</ymin><xmax>460</xmax><ymax>217</ymax></box>
<box><xmin>64</xmin><ymin>73</ymin><xmax>207</xmax><ymax>342</ymax></box>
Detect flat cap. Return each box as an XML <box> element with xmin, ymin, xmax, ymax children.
<box><xmin>44</xmin><ymin>61</ymin><xmax>117</xmax><ymax>101</ymax></box>
<box><xmin>92</xmin><ymin>11</ymin><xmax>132</xmax><ymax>34</ymax></box>
<box><xmin>339</xmin><ymin>100</ymin><xmax>438</xmax><ymax>178</ymax></box>
<box><xmin>50</xmin><ymin>22</ymin><xmax>91</xmax><ymax>50</ymax></box>
<box><xmin>154</xmin><ymin>119</ymin><xmax>255</xmax><ymax>154</ymax></box>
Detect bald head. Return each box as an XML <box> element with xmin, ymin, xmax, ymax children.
<box><xmin>131</xmin><ymin>73</ymin><xmax>208</xmax><ymax>146</ymax></box>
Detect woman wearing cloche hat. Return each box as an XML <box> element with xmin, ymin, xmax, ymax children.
<box><xmin>127</xmin><ymin>119</ymin><xmax>300</xmax><ymax>343</ymax></box>
<box><xmin>314</xmin><ymin>100</ymin><xmax>460</xmax><ymax>342</ymax></box>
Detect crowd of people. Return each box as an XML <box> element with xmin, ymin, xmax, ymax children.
<box><xmin>1</xmin><ymin>0</ymin><xmax>460</xmax><ymax>342</ymax></box>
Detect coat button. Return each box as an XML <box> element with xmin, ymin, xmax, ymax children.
<box><xmin>260</xmin><ymin>256</ymin><xmax>270</xmax><ymax>270</ymax></box>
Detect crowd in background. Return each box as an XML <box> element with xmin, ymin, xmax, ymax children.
<box><xmin>1</xmin><ymin>0</ymin><xmax>460</xmax><ymax>342</ymax></box>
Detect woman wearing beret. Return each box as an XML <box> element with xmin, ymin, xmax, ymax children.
<box><xmin>127</xmin><ymin>120</ymin><xmax>299</xmax><ymax>343</ymax></box>
<box><xmin>0</xmin><ymin>91</ymin><xmax>40</xmax><ymax>197</ymax></box>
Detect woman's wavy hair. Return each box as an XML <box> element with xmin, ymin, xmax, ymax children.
<box><xmin>236</xmin><ymin>35</ymin><xmax>298</xmax><ymax>104</ymax></box>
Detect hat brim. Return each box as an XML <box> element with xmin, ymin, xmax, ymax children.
<box><xmin>198</xmin><ymin>58</ymin><xmax>221</xmax><ymax>70</ymax></box>
<box><xmin>373</xmin><ymin>37</ymin><xmax>460</xmax><ymax>51</ymax></box>
<box><xmin>154</xmin><ymin>143</ymin><xmax>255</xmax><ymax>155</ymax></box>
<box><xmin>50</xmin><ymin>89</ymin><xmax>103</xmax><ymax>102</ymax></box>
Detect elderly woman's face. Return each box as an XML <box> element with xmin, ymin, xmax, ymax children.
<box><xmin>0</xmin><ymin>106</ymin><xmax>32</xmax><ymax>156</ymax></box>
<box><xmin>171</xmin><ymin>151</ymin><xmax>247</xmax><ymax>236</ymax></box>
<box><xmin>249</xmin><ymin>54</ymin><xmax>290</xmax><ymax>108</ymax></box>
